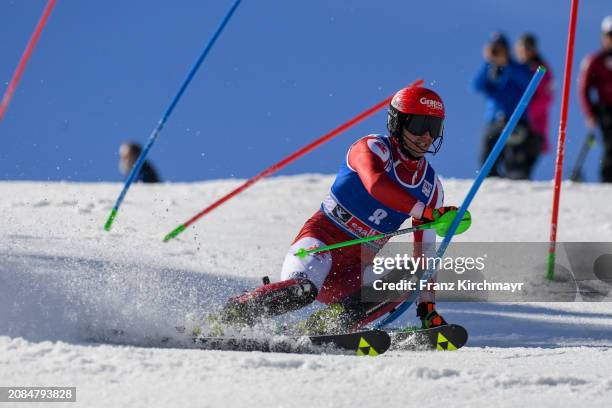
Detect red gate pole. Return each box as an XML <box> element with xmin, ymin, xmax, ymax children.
<box><xmin>0</xmin><ymin>0</ymin><xmax>57</xmax><ymax>121</ymax></box>
<box><xmin>163</xmin><ymin>79</ymin><xmax>424</xmax><ymax>242</ymax></box>
<box><xmin>547</xmin><ymin>0</ymin><xmax>580</xmax><ymax>279</ymax></box>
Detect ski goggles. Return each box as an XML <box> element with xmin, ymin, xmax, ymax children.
<box><xmin>402</xmin><ymin>114</ymin><xmax>444</xmax><ymax>139</ymax></box>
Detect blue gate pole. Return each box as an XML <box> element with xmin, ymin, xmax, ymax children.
<box><xmin>375</xmin><ymin>66</ymin><xmax>547</xmax><ymax>328</ymax></box>
<box><xmin>104</xmin><ymin>0</ymin><xmax>243</xmax><ymax>231</ymax></box>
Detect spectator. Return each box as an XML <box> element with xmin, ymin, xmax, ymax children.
<box><xmin>515</xmin><ymin>33</ymin><xmax>555</xmax><ymax>155</ymax></box>
<box><xmin>578</xmin><ymin>16</ymin><xmax>612</xmax><ymax>182</ymax></box>
<box><xmin>118</xmin><ymin>142</ymin><xmax>161</xmax><ymax>183</ymax></box>
<box><xmin>473</xmin><ymin>31</ymin><xmax>538</xmax><ymax>179</ymax></box>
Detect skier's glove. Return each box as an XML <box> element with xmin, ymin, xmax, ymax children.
<box><xmin>420</xmin><ymin>206</ymin><xmax>458</xmax><ymax>224</ymax></box>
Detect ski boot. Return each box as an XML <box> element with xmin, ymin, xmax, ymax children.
<box><xmin>218</xmin><ymin>277</ymin><xmax>318</xmax><ymax>327</ymax></box>
<box><xmin>416</xmin><ymin>302</ymin><xmax>447</xmax><ymax>329</ymax></box>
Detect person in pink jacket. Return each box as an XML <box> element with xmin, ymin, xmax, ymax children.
<box><xmin>515</xmin><ymin>33</ymin><xmax>555</xmax><ymax>154</ymax></box>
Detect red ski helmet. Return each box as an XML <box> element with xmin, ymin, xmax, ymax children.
<box><xmin>387</xmin><ymin>86</ymin><xmax>445</xmax><ymax>154</ymax></box>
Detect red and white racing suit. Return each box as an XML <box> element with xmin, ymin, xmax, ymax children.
<box><xmin>280</xmin><ymin>134</ymin><xmax>444</xmax><ymax>316</ymax></box>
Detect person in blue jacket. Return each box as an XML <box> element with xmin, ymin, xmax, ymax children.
<box><xmin>473</xmin><ymin>32</ymin><xmax>539</xmax><ymax>179</ymax></box>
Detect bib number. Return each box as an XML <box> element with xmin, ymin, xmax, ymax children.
<box><xmin>368</xmin><ymin>209</ymin><xmax>388</xmax><ymax>225</ymax></box>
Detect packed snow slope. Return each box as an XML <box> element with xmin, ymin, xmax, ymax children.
<box><xmin>2</xmin><ymin>175</ymin><xmax>612</xmax><ymax>407</ymax></box>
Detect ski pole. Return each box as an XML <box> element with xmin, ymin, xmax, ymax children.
<box><xmin>163</xmin><ymin>79</ymin><xmax>425</xmax><ymax>242</ymax></box>
<box><xmin>376</xmin><ymin>66</ymin><xmax>547</xmax><ymax>328</ymax></box>
<box><xmin>0</xmin><ymin>0</ymin><xmax>57</xmax><ymax>121</ymax></box>
<box><xmin>104</xmin><ymin>0</ymin><xmax>242</xmax><ymax>231</ymax></box>
<box><xmin>294</xmin><ymin>210</ymin><xmax>471</xmax><ymax>259</ymax></box>
<box><xmin>569</xmin><ymin>131</ymin><xmax>595</xmax><ymax>182</ymax></box>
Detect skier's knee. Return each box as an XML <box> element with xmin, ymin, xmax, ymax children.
<box><xmin>281</xmin><ymin>237</ymin><xmax>333</xmax><ymax>290</ymax></box>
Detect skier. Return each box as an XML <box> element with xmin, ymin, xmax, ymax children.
<box><xmin>217</xmin><ymin>86</ymin><xmax>462</xmax><ymax>334</ymax></box>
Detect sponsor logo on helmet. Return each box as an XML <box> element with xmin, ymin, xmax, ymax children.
<box><xmin>419</xmin><ymin>97</ymin><xmax>443</xmax><ymax>111</ymax></box>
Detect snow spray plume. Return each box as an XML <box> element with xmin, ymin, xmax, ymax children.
<box><xmin>294</xmin><ymin>210</ymin><xmax>471</xmax><ymax>259</ymax></box>
<box><xmin>104</xmin><ymin>0</ymin><xmax>242</xmax><ymax>231</ymax></box>
<box><xmin>0</xmin><ymin>0</ymin><xmax>57</xmax><ymax>121</ymax></box>
<box><xmin>376</xmin><ymin>66</ymin><xmax>547</xmax><ymax>328</ymax></box>
<box><xmin>0</xmin><ymin>252</ymin><xmax>245</xmax><ymax>345</ymax></box>
<box><xmin>163</xmin><ymin>79</ymin><xmax>425</xmax><ymax>242</ymax></box>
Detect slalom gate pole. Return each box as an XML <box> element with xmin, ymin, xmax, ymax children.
<box><xmin>294</xmin><ymin>210</ymin><xmax>472</xmax><ymax>259</ymax></box>
<box><xmin>163</xmin><ymin>79</ymin><xmax>425</xmax><ymax>242</ymax></box>
<box><xmin>0</xmin><ymin>0</ymin><xmax>57</xmax><ymax>121</ymax></box>
<box><xmin>104</xmin><ymin>0</ymin><xmax>242</xmax><ymax>231</ymax></box>
<box><xmin>547</xmin><ymin>0</ymin><xmax>579</xmax><ymax>280</ymax></box>
<box><xmin>376</xmin><ymin>67</ymin><xmax>547</xmax><ymax>328</ymax></box>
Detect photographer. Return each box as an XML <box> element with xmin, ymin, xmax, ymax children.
<box><xmin>473</xmin><ymin>32</ymin><xmax>537</xmax><ymax>179</ymax></box>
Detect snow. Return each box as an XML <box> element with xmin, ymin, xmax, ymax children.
<box><xmin>1</xmin><ymin>175</ymin><xmax>612</xmax><ymax>407</ymax></box>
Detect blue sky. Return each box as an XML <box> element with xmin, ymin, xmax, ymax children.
<box><xmin>0</xmin><ymin>0</ymin><xmax>610</xmax><ymax>182</ymax></box>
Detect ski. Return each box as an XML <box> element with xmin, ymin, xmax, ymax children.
<box><xmin>192</xmin><ymin>329</ymin><xmax>391</xmax><ymax>356</ymax></box>
<box><xmin>388</xmin><ymin>324</ymin><xmax>468</xmax><ymax>351</ymax></box>
<box><xmin>86</xmin><ymin>324</ymin><xmax>466</xmax><ymax>353</ymax></box>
